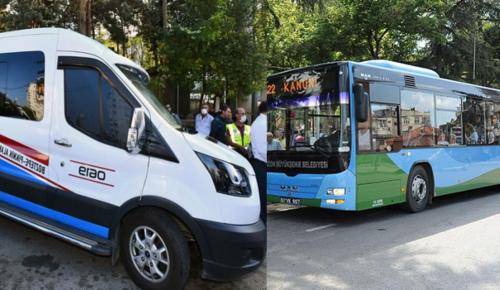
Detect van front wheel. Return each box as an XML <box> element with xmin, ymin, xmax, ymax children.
<box><xmin>121</xmin><ymin>209</ymin><xmax>190</xmax><ymax>290</ymax></box>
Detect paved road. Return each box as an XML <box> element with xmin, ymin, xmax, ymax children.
<box><xmin>268</xmin><ymin>186</ymin><xmax>500</xmax><ymax>290</ymax></box>
<box><xmin>0</xmin><ymin>217</ymin><xmax>265</xmax><ymax>290</ymax></box>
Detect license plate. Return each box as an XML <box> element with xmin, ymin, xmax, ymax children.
<box><xmin>280</xmin><ymin>198</ymin><xmax>301</xmax><ymax>205</ymax></box>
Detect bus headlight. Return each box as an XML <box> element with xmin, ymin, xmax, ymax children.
<box><xmin>197</xmin><ymin>152</ymin><xmax>251</xmax><ymax>197</ymax></box>
<box><xmin>327</xmin><ymin>188</ymin><xmax>345</xmax><ymax>196</ymax></box>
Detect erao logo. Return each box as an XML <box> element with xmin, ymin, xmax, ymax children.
<box><xmin>68</xmin><ymin>160</ymin><xmax>115</xmax><ymax>188</ymax></box>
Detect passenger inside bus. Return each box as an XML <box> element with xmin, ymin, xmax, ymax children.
<box><xmin>489</xmin><ymin>115</ymin><xmax>500</xmax><ymax>144</ymax></box>
<box><xmin>267</xmin><ymin>132</ymin><xmax>283</xmax><ymax>151</ymax></box>
<box><xmin>465</xmin><ymin>123</ymin><xmax>481</xmax><ymax>144</ymax></box>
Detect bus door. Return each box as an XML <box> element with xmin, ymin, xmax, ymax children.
<box><xmin>356</xmin><ymin>82</ymin><xmax>406</xmax><ymax>210</ymax></box>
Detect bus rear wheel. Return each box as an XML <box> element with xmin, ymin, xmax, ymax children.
<box><xmin>405</xmin><ymin>166</ymin><xmax>431</xmax><ymax>213</ymax></box>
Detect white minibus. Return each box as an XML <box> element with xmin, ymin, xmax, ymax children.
<box><xmin>0</xmin><ymin>28</ymin><xmax>265</xmax><ymax>290</ymax></box>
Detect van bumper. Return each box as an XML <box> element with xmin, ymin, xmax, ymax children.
<box><xmin>195</xmin><ymin>219</ymin><xmax>266</xmax><ymax>281</ymax></box>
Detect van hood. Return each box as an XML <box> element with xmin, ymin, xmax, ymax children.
<box><xmin>182</xmin><ymin>133</ymin><xmax>255</xmax><ymax>175</ymax></box>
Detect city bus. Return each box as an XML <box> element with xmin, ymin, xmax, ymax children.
<box><xmin>267</xmin><ymin>60</ymin><xmax>500</xmax><ymax>212</ymax></box>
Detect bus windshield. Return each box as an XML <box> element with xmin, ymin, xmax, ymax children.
<box><xmin>267</xmin><ymin>64</ymin><xmax>351</xmax><ymax>173</ymax></box>
<box><xmin>270</xmin><ymin>103</ymin><xmax>347</xmax><ymax>153</ymax></box>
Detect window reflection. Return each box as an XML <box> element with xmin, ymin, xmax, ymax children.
<box><xmin>65</xmin><ymin>67</ymin><xmax>133</xmax><ymax>148</ymax></box>
<box><xmin>0</xmin><ymin>51</ymin><xmax>44</xmax><ymax>121</ymax></box>
<box><xmin>436</xmin><ymin>96</ymin><xmax>462</xmax><ymax>146</ymax></box>
<box><xmin>400</xmin><ymin>90</ymin><xmax>434</xmax><ymax>147</ymax></box>
<box><xmin>371</xmin><ymin>103</ymin><xmax>400</xmax><ymax>152</ymax></box>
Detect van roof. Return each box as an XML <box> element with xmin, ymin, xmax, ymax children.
<box><xmin>0</xmin><ymin>28</ymin><xmax>148</xmax><ymax>78</ymax></box>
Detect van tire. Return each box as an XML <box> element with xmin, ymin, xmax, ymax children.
<box><xmin>121</xmin><ymin>209</ymin><xmax>190</xmax><ymax>290</ymax></box>
<box><xmin>404</xmin><ymin>166</ymin><xmax>430</xmax><ymax>213</ymax></box>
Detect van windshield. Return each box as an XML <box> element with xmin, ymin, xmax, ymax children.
<box><xmin>117</xmin><ymin>64</ymin><xmax>181</xmax><ymax>129</ymax></box>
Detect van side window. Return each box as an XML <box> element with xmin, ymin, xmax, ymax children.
<box><xmin>0</xmin><ymin>51</ymin><xmax>45</xmax><ymax>121</ymax></box>
<box><xmin>65</xmin><ymin>67</ymin><xmax>133</xmax><ymax>149</ymax></box>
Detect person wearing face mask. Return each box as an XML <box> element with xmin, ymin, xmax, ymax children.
<box><xmin>195</xmin><ymin>103</ymin><xmax>214</xmax><ymax>137</ymax></box>
<box><xmin>165</xmin><ymin>104</ymin><xmax>182</xmax><ymax>126</ymax></box>
<box><xmin>226</xmin><ymin>107</ymin><xmax>251</xmax><ymax>157</ymax></box>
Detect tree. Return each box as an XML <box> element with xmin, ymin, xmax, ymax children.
<box><xmin>418</xmin><ymin>0</ymin><xmax>500</xmax><ymax>85</ymax></box>
<box><xmin>79</xmin><ymin>0</ymin><xmax>92</xmax><ymax>36</ymax></box>
<box><xmin>0</xmin><ymin>0</ymin><xmax>77</xmax><ymax>30</ymax></box>
<box><xmin>93</xmin><ymin>0</ymin><xmax>143</xmax><ymax>56</ymax></box>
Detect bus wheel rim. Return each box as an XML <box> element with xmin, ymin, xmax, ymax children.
<box><xmin>129</xmin><ymin>226</ymin><xmax>171</xmax><ymax>283</ymax></box>
<box><xmin>411</xmin><ymin>175</ymin><xmax>427</xmax><ymax>202</ymax></box>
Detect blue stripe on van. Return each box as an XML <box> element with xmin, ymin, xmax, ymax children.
<box><xmin>0</xmin><ymin>190</ymin><xmax>109</xmax><ymax>239</ymax></box>
<box><xmin>0</xmin><ymin>159</ymin><xmax>48</xmax><ymax>187</ymax></box>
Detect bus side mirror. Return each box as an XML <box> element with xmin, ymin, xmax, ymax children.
<box><xmin>354</xmin><ymin>83</ymin><xmax>369</xmax><ymax>122</ymax></box>
<box><xmin>127</xmin><ymin>108</ymin><xmax>146</xmax><ymax>154</ymax></box>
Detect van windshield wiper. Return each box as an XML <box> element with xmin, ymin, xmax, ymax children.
<box><xmin>176</xmin><ymin>126</ymin><xmax>197</xmax><ymax>134</ymax></box>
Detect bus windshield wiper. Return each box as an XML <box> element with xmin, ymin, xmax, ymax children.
<box><xmin>289</xmin><ymin>144</ymin><xmax>332</xmax><ymax>158</ymax></box>
<box><xmin>311</xmin><ymin>145</ymin><xmax>333</xmax><ymax>158</ymax></box>
<box><xmin>288</xmin><ymin>144</ymin><xmax>311</xmax><ymax>149</ymax></box>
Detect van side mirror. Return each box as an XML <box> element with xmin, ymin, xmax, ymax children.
<box><xmin>127</xmin><ymin>108</ymin><xmax>146</xmax><ymax>154</ymax></box>
<box><xmin>354</xmin><ymin>83</ymin><xmax>369</xmax><ymax>122</ymax></box>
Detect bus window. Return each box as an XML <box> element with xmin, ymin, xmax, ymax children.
<box><xmin>485</xmin><ymin>101</ymin><xmax>500</xmax><ymax>144</ymax></box>
<box><xmin>400</xmin><ymin>90</ymin><xmax>435</xmax><ymax>147</ymax></box>
<box><xmin>462</xmin><ymin>97</ymin><xmax>485</xmax><ymax>145</ymax></box>
<box><xmin>358</xmin><ymin>110</ymin><xmax>372</xmax><ymax>151</ymax></box>
<box><xmin>357</xmin><ymin>82</ymin><xmax>372</xmax><ymax>151</ymax></box>
<box><xmin>370</xmin><ymin>103</ymin><xmax>400</xmax><ymax>152</ymax></box>
<box><xmin>436</xmin><ymin>95</ymin><xmax>462</xmax><ymax>146</ymax></box>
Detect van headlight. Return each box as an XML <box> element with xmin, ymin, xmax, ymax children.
<box><xmin>197</xmin><ymin>153</ymin><xmax>252</xmax><ymax>197</ymax></box>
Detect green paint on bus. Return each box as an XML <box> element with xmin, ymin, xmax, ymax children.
<box><xmin>436</xmin><ymin>168</ymin><xmax>500</xmax><ymax>196</ymax></box>
<box><xmin>356</xmin><ymin>154</ymin><xmax>408</xmax><ymax>210</ymax></box>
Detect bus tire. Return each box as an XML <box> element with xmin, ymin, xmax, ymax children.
<box><xmin>404</xmin><ymin>166</ymin><xmax>431</xmax><ymax>213</ymax></box>
<box><xmin>121</xmin><ymin>208</ymin><xmax>190</xmax><ymax>290</ymax></box>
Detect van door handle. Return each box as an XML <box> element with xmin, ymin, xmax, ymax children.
<box><xmin>54</xmin><ymin>138</ymin><xmax>72</xmax><ymax>148</ymax></box>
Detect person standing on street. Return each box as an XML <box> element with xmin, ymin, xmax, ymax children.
<box><xmin>250</xmin><ymin>101</ymin><xmax>267</xmax><ymax>224</ymax></box>
<box><xmin>166</xmin><ymin>104</ymin><xmax>182</xmax><ymax>126</ymax></box>
<box><xmin>209</xmin><ymin>104</ymin><xmax>232</xmax><ymax>143</ymax></box>
<box><xmin>226</xmin><ymin>107</ymin><xmax>251</xmax><ymax>157</ymax></box>
<box><xmin>195</xmin><ymin>103</ymin><xmax>214</xmax><ymax>137</ymax></box>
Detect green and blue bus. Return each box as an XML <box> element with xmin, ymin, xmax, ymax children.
<box><xmin>267</xmin><ymin>60</ymin><xmax>500</xmax><ymax>212</ymax></box>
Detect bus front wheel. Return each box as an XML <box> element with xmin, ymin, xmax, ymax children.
<box><xmin>404</xmin><ymin>166</ymin><xmax>431</xmax><ymax>213</ymax></box>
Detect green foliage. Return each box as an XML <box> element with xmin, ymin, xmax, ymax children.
<box><xmin>262</xmin><ymin>0</ymin><xmax>499</xmax><ymax>86</ymax></box>
<box><xmin>153</xmin><ymin>0</ymin><xmax>265</xmax><ymax>100</ymax></box>
<box><xmin>92</xmin><ymin>0</ymin><xmax>143</xmax><ymax>54</ymax></box>
<box><xmin>417</xmin><ymin>0</ymin><xmax>500</xmax><ymax>86</ymax></box>
<box><xmin>0</xmin><ymin>0</ymin><xmax>77</xmax><ymax>31</ymax></box>
<box><xmin>0</xmin><ymin>0</ymin><xmax>498</xmax><ymax>101</ymax></box>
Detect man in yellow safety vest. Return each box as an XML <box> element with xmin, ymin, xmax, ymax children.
<box><xmin>226</xmin><ymin>107</ymin><xmax>251</xmax><ymax>157</ymax></box>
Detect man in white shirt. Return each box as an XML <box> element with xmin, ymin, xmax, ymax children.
<box><xmin>195</xmin><ymin>104</ymin><xmax>214</xmax><ymax>137</ymax></box>
<box><xmin>250</xmin><ymin>101</ymin><xmax>267</xmax><ymax>224</ymax></box>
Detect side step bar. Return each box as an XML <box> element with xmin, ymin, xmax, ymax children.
<box><xmin>0</xmin><ymin>205</ymin><xmax>112</xmax><ymax>256</ymax></box>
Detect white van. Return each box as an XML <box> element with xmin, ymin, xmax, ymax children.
<box><xmin>0</xmin><ymin>28</ymin><xmax>265</xmax><ymax>289</ymax></box>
